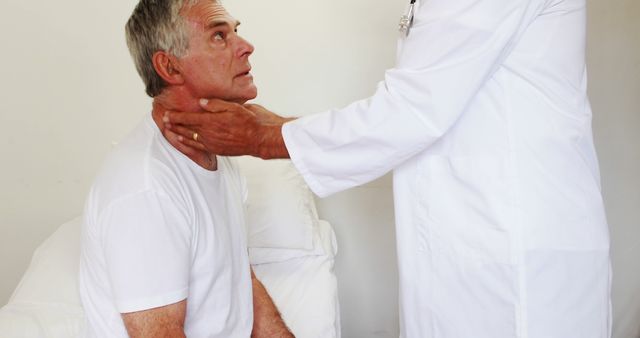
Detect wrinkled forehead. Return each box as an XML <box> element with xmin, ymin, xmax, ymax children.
<box><xmin>182</xmin><ymin>1</ymin><xmax>239</xmax><ymax>31</ymax></box>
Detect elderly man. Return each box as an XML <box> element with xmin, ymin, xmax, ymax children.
<box><xmin>78</xmin><ymin>1</ymin><xmax>293</xmax><ymax>337</ymax></box>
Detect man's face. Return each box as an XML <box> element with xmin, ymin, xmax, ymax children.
<box><xmin>177</xmin><ymin>1</ymin><xmax>257</xmax><ymax>103</ymax></box>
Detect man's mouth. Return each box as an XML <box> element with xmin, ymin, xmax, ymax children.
<box><xmin>236</xmin><ymin>68</ymin><xmax>252</xmax><ymax>78</ymax></box>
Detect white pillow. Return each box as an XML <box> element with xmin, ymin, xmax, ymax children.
<box><xmin>0</xmin><ymin>217</ymin><xmax>86</xmax><ymax>337</ymax></box>
<box><xmin>251</xmin><ymin>221</ymin><xmax>341</xmax><ymax>338</ymax></box>
<box><xmin>236</xmin><ymin>157</ymin><xmax>319</xmax><ymax>250</ymax></box>
<box><xmin>249</xmin><ymin>219</ymin><xmax>338</xmax><ymax>265</ymax></box>
<box><xmin>9</xmin><ymin>217</ymin><xmax>82</xmax><ymax>305</ymax></box>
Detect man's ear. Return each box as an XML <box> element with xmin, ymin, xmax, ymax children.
<box><xmin>152</xmin><ymin>51</ymin><xmax>184</xmax><ymax>85</ymax></box>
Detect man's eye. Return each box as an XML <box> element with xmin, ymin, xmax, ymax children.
<box><xmin>213</xmin><ymin>32</ymin><xmax>225</xmax><ymax>41</ymax></box>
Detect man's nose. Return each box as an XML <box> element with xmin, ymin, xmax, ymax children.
<box><xmin>236</xmin><ymin>36</ymin><xmax>254</xmax><ymax>59</ymax></box>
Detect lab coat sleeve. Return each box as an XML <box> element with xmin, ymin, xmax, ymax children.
<box><xmin>282</xmin><ymin>0</ymin><xmax>547</xmax><ymax>197</ymax></box>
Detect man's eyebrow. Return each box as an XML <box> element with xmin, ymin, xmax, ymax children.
<box><xmin>207</xmin><ymin>19</ymin><xmax>241</xmax><ymax>30</ymax></box>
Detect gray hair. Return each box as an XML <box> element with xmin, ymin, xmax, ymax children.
<box><xmin>125</xmin><ymin>0</ymin><xmax>204</xmax><ymax>97</ymax></box>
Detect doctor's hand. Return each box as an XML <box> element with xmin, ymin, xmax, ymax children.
<box><xmin>153</xmin><ymin>102</ymin><xmax>217</xmax><ymax>171</ymax></box>
<box><xmin>163</xmin><ymin>99</ymin><xmax>293</xmax><ymax>159</ymax></box>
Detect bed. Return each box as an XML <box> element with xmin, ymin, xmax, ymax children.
<box><xmin>0</xmin><ymin>158</ymin><xmax>340</xmax><ymax>338</ymax></box>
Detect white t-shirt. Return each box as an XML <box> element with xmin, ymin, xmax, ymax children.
<box><xmin>79</xmin><ymin>115</ymin><xmax>253</xmax><ymax>337</ymax></box>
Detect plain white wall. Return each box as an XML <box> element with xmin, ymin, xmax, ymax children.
<box><xmin>1</xmin><ymin>0</ymin><xmax>151</xmax><ymax>309</ymax></box>
<box><xmin>0</xmin><ymin>0</ymin><xmax>637</xmax><ymax>337</ymax></box>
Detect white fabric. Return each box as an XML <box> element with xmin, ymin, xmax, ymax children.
<box><xmin>248</xmin><ymin>231</ymin><xmax>326</xmax><ymax>265</ymax></box>
<box><xmin>9</xmin><ymin>217</ymin><xmax>83</xmax><ymax>306</ymax></box>
<box><xmin>237</xmin><ymin>156</ymin><xmax>318</xmax><ymax>250</ymax></box>
<box><xmin>0</xmin><ymin>217</ymin><xmax>86</xmax><ymax>338</ymax></box>
<box><xmin>79</xmin><ymin>115</ymin><xmax>252</xmax><ymax>338</ymax></box>
<box><xmin>0</xmin><ymin>303</ymin><xmax>85</xmax><ymax>338</ymax></box>
<box><xmin>282</xmin><ymin>0</ymin><xmax>611</xmax><ymax>337</ymax></box>
<box><xmin>249</xmin><ymin>216</ymin><xmax>337</xmax><ymax>265</ymax></box>
<box><xmin>251</xmin><ymin>220</ymin><xmax>340</xmax><ymax>338</ymax></box>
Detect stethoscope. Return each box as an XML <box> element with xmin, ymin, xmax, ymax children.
<box><xmin>399</xmin><ymin>0</ymin><xmax>417</xmax><ymax>36</ymax></box>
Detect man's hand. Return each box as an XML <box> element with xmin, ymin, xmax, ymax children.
<box><xmin>163</xmin><ymin>99</ymin><xmax>293</xmax><ymax>159</ymax></box>
<box><xmin>121</xmin><ymin>300</ymin><xmax>187</xmax><ymax>338</ymax></box>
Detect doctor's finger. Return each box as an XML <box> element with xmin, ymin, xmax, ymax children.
<box><xmin>165</xmin><ymin>129</ymin><xmax>214</xmax><ymax>169</ymax></box>
<box><xmin>165</xmin><ymin>129</ymin><xmax>205</xmax><ymax>155</ymax></box>
<box><xmin>165</xmin><ymin>111</ymin><xmax>214</xmax><ymax>127</ymax></box>
<box><xmin>168</xmin><ymin>125</ymin><xmax>207</xmax><ymax>150</ymax></box>
<box><xmin>199</xmin><ymin>98</ymin><xmax>241</xmax><ymax>114</ymax></box>
<box><xmin>179</xmin><ymin>135</ymin><xmax>207</xmax><ymax>152</ymax></box>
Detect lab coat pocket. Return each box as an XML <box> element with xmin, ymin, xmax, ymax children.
<box><xmin>414</xmin><ymin>155</ymin><xmax>513</xmax><ymax>264</ymax></box>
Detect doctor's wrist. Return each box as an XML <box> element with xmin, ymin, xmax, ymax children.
<box><xmin>255</xmin><ymin>123</ymin><xmax>290</xmax><ymax>160</ymax></box>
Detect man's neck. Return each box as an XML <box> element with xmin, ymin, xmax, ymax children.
<box><xmin>150</xmin><ymin>88</ymin><xmax>219</xmax><ymax>171</ymax></box>
<box><xmin>151</xmin><ymin>87</ymin><xmax>202</xmax><ymax>128</ymax></box>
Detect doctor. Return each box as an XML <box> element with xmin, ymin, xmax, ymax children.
<box><xmin>162</xmin><ymin>0</ymin><xmax>611</xmax><ymax>337</ymax></box>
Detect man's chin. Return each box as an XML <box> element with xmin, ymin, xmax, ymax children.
<box><xmin>236</xmin><ymin>88</ymin><xmax>258</xmax><ymax>104</ymax></box>
<box><xmin>206</xmin><ymin>87</ymin><xmax>257</xmax><ymax>105</ymax></box>
<box><xmin>228</xmin><ymin>96</ymin><xmax>255</xmax><ymax>105</ymax></box>
<box><xmin>246</xmin><ymin>86</ymin><xmax>258</xmax><ymax>100</ymax></box>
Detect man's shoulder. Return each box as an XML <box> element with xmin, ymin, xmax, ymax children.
<box><xmin>88</xmin><ymin>117</ymin><xmax>185</xmax><ymax>212</ymax></box>
<box><xmin>93</xmin><ymin>119</ymin><xmax>153</xmax><ymax>190</ymax></box>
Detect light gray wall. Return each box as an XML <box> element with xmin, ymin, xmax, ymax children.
<box><xmin>0</xmin><ymin>0</ymin><xmax>638</xmax><ymax>337</ymax></box>
<box><xmin>587</xmin><ymin>1</ymin><xmax>640</xmax><ymax>337</ymax></box>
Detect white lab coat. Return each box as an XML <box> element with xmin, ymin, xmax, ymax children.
<box><xmin>282</xmin><ymin>0</ymin><xmax>611</xmax><ymax>337</ymax></box>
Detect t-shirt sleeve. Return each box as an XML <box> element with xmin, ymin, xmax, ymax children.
<box><xmin>98</xmin><ymin>190</ymin><xmax>192</xmax><ymax>313</ymax></box>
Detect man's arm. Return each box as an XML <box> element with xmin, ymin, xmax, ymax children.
<box><xmin>121</xmin><ymin>299</ymin><xmax>187</xmax><ymax>338</ymax></box>
<box><xmin>251</xmin><ymin>269</ymin><xmax>294</xmax><ymax>338</ymax></box>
